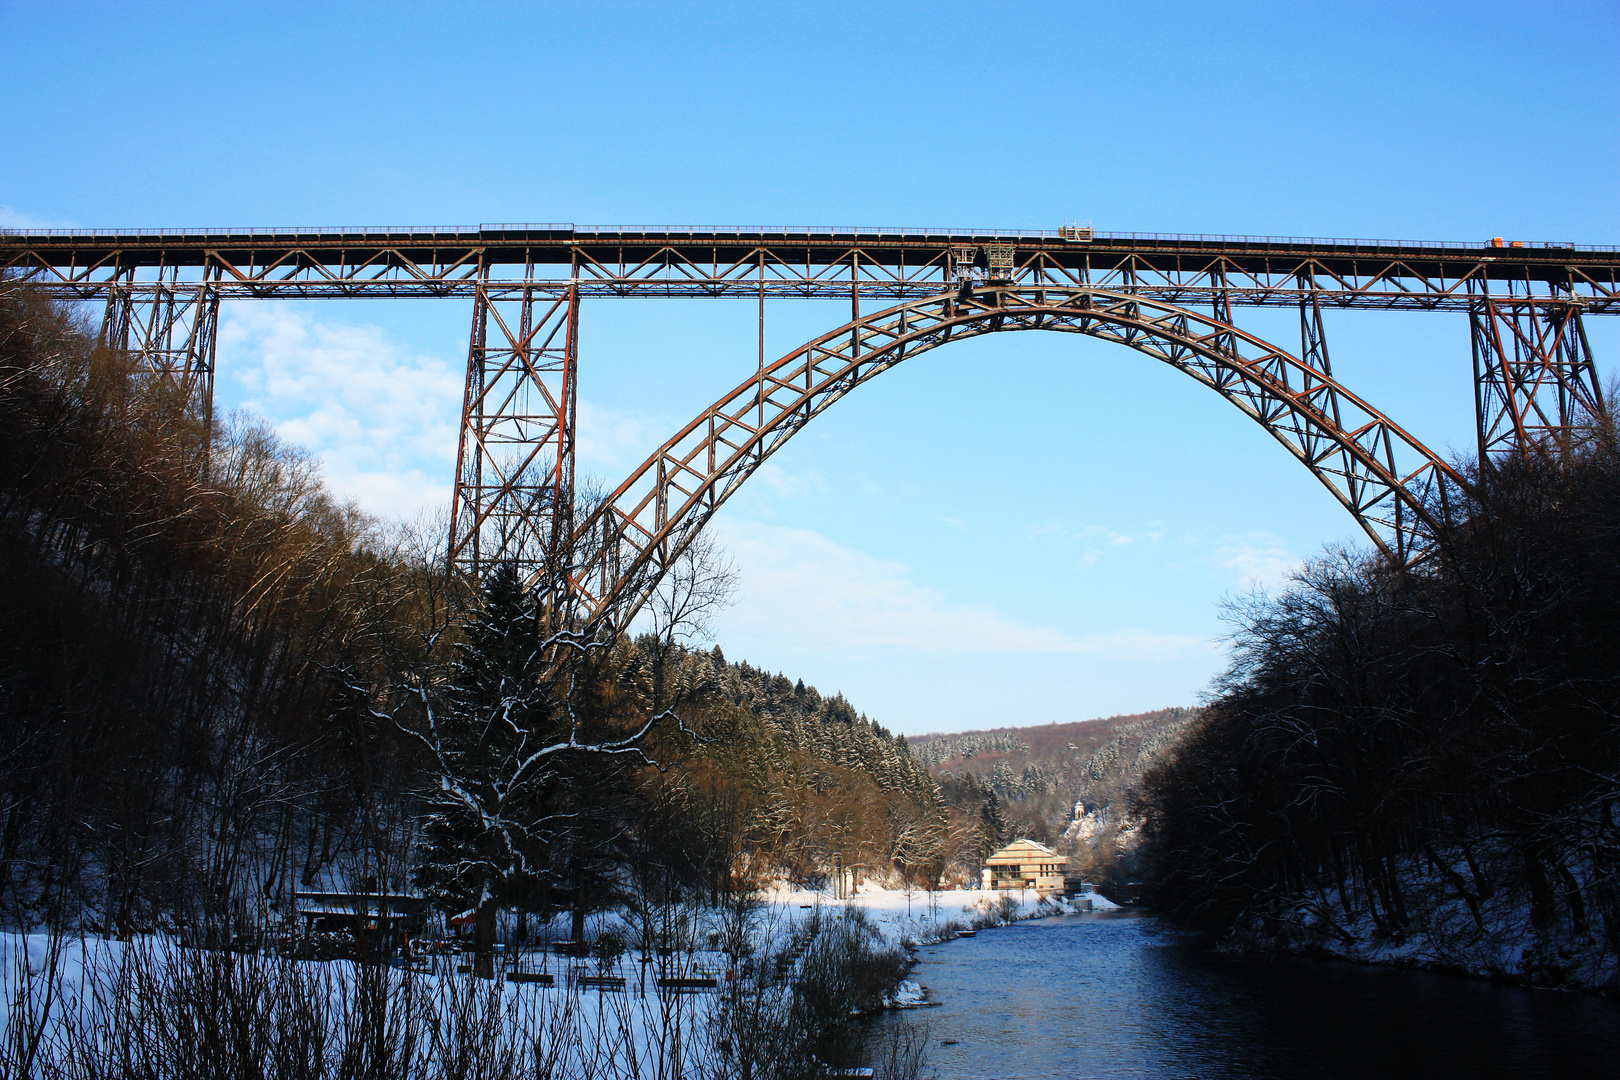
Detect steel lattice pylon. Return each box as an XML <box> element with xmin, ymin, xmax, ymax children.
<box><xmin>1471</xmin><ymin>297</ymin><xmax>1604</xmax><ymax>459</ymax></box>
<box><xmin>100</xmin><ymin>262</ymin><xmax>222</xmax><ymax>430</ymax></box>
<box><xmin>571</xmin><ymin>286</ymin><xmax>1465</xmax><ymax>630</ymax></box>
<box><xmin>448</xmin><ymin>280</ymin><xmax>579</xmax><ymax>579</ymax></box>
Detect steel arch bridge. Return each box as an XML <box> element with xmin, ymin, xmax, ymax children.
<box><xmin>576</xmin><ymin>285</ymin><xmax>1458</xmax><ymax>629</ymax></box>
<box><xmin>5</xmin><ymin>224</ymin><xmax>1615</xmax><ymax>629</ymax></box>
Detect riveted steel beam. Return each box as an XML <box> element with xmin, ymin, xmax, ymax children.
<box><xmin>447</xmin><ymin>271</ymin><xmax>579</xmax><ymax>581</ymax></box>
<box><xmin>1471</xmin><ymin>297</ymin><xmax>1604</xmax><ymax>460</ymax></box>
<box><xmin>570</xmin><ymin>287</ymin><xmax>1465</xmax><ymax>631</ymax></box>
<box><xmin>98</xmin><ymin>258</ymin><xmax>221</xmax><ymax>430</ymax></box>
<box><xmin>7</xmin><ymin>229</ymin><xmax>1617</xmax><ymax>312</ymax></box>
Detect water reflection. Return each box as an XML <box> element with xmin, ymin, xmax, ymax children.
<box><xmin>881</xmin><ymin>911</ymin><xmax>1620</xmax><ymax>1079</ymax></box>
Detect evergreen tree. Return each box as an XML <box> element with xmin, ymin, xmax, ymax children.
<box><xmin>406</xmin><ymin>563</ymin><xmax>674</xmax><ymax>975</ymax></box>
<box><xmin>1022</xmin><ymin>763</ymin><xmax>1048</xmax><ymax>797</ymax></box>
<box><xmin>989</xmin><ymin>759</ymin><xmax>1019</xmax><ymax>799</ymax></box>
<box><xmin>412</xmin><ymin>566</ymin><xmax>555</xmax><ymax>963</ymax></box>
<box><xmin>980</xmin><ymin>790</ymin><xmax>1009</xmax><ymax>851</ymax></box>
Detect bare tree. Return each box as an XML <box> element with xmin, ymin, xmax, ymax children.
<box><xmin>401</xmin><ymin>497</ymin><xmax>732</xmax><ymax>976</ymax></box>
<box><xmin>642</xmin><ymin>531</ymin><xmax>738</xmax><ymax>710</ymax></box>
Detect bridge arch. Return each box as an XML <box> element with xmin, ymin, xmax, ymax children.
<box><xmin>573</xmin><ymin>286</ymin><xmax>1463</xmax><ymax>628</ymax></box>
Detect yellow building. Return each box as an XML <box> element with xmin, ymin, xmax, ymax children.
<box><xmin>981</xmin><ymin>838</ymin><xmax>1067</xmax><ymax>895</ymax></box>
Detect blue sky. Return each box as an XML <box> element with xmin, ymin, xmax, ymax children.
<box><xmin>4</xmin><ymin>1</ymin><xmax>1617</xmax><ymax>734</ymax></box>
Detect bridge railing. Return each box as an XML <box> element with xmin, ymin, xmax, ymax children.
<box><xmin>8</xmin><ymin>224</ymin><xmax>1617</xmax><ymax>253</ymax></box>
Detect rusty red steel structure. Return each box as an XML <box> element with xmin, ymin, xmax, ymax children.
<box><xmin>5</xmin><ymin>225</ymin><xmax>1615</xmax><ymax>628</ymax></box>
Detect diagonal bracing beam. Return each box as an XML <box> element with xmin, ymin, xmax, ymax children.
<box><xmin>100</xmin><ymin>260</ymin><xmax>222</xmax><ymax>430</ymax></box>
<box><xmin>570</xmin><ymin>287</ymin><xmax>1464</xmax><ymax>630</ymax></box>
<box><xmin>448</xmin><ymin>274</ymin><xmax>579</xmax><ymax>579</ymax></box>
<box><xmin>1471</xmin><ymin>297</ymin><xmax>1604</xmax><ymax>460</ymax></box>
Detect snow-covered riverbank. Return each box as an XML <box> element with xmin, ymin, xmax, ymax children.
<box><xmin>1</xmin><ymin>932</ymin><xmax>728</xmax><ymax>1078</ymax></box>
<box><xmin>1235</xmin><ymin>873</ymin><xmax>1620</xmax><ymax>995</ymax></box>
<box><xmin>758</xmin><ymin>882</ymin><xmax>1118</xmax><ymax>948</ymax></box>
<box><xmin>1</xmin><ymin>886</ymin><xmax>1117</xmax><ymax>1077</ymax></box>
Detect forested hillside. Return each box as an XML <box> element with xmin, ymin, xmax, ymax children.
<box><xmin>1136</xmin><ymin>423</ymin><xmax>1620</xmax><ymax>992</ymax></box>
<box><xmin>0</xmin><ymin>287</ymin><xmax>430</xmax><ymax>937</ymax></box>
<box><xmin>909</xmin><ymin>708</ymin><xmax>1194</xmax><ymax>889</ymax></box>
<box><xmin>0</xmin><ymin>285</ymin><xmax>942</xmax><ymax>943</ymax></box>
<box><xmin>623</xmin><ymin>646</ymin><xmax>945</xmax><ymax>896</ymax></box>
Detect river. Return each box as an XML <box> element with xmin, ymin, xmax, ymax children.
<box><xmin>876</xmin><ymin>910</ymin><xmax>1620</xmax><ymax>1079</ymax></box>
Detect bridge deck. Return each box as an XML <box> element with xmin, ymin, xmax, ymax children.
<box><xmin>5</xmin><ymin>226</ymin><xmax>1617</xmax><ymax>311</ymax></box>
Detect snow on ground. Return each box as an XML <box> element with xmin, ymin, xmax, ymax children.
<box><xmin>1</xmin><ymin>887</ymin><xmax>1120</xmax><ymax>1074</ymax></box>
<box><xmin>1241</xmin><ymin>857</ymin><xmax>1619</xmax><ymax>994</ymax></box>
<box><xmin>0</xmin><ymin>931</ymin><xmax>723</xmax><ymax>1078</ymax></box>
<box><xmin>758</xmin><ymin>882</ymin><xmax>1117</xmax><ymax>950</ymax></box>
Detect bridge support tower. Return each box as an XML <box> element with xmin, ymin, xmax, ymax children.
<box><xmin>448</xmin><ymin>274</ymin><xmax>579</xmax><ymax>580</ymax></box>
<box><xmin>1471</xmin><ymin>297</ymin><xmax>1604</xmax><ymax>460</ymax></box>
<box><xmin>100</xmin><ymin>262</ymin><xmax>221</xmax><ymax>431</ymax></box>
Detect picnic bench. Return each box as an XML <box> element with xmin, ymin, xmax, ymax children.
<box><xmin>578</xmin><ymin>975</ymin><xmax>627</xmax><ymax>991</ymax></box>
<box><xmin>552</xmin><ymin>940</ymin><xmax>593</xmax><ymax>958</ymax></box>
<box><xmin>655</xmin><ymin>976</ymin><xmax>718</xmax><ymax>991</ymax></box>
<box><xmin>507</xmin><ymin>972</ymin><xmax>555</xmax><ymax>985</ymax></box>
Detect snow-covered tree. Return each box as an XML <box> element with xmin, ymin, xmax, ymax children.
<box><xmin>980</xmin><ymin>790</ymin><xmax>1009</xmax><ymax>852</ymax></box>
<box><xmin>404</xmin><ymin>561</ymin><xmax>693</xmax><ymax>975</ymax></box>
<box><xmin>1022</xmin><ymin>763</ymin><xmax>1049</xmax><ymax>797</ymax></box>
<box><xmin>989</xmin><ymin>759</ymin><xmax>1019</xmax><ymax>799</ymax></box>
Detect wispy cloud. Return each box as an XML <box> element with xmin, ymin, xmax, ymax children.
<box><xmin>1032</xmin><ymin>521</ymin><xmax>1172</xmax><ymax>550</ymax></box>
<box><xmin>218</xmin><ymin>305</ymin><xmax>462</xmax><ymax>521</ymax></box>
<box><xmin>577</xmin><ymin>400</ymin><xmax>656</xmax><ymax>477</ymax></box>
<box><xmin>747</xmin><ymin>463</ymin><xmax>827</xmax><ymax>502</ymax></box>
<box><xmin>1077</xmin><ymin>524</ymin><xmax>1136</xmax><ymax>547</ymax></box>
<box><xmin>1033</xmin><ymin>520</ymin><xmax>1170</xmax><ymax>573</ymax></box>
<box><xmin>0</xmin><ymin>206</ymin><xmax>75</xmax><ymax>230</ymax></box>
<box><xmin>212</xmin><ymin>305</ymin><xmax>844</xmax><ymax>527</ymax></box>
<box><xmin>1207</xmin><ymin>532</ymin><xmax>1301</xmax><ymax>590</ymax></box>
<box><xmin>709</xmin><ymin>519</ymin><xmax>1214</xmax><ymax>662</ymax></box>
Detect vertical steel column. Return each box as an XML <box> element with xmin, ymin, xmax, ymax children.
<box><xmin>1297</xmin><ymin>273</ymin><xmax>1332</xmax><ymax>378</ymax></box>
<box><xmin>850</xmin><ymin>250</ymin><xmax>861</xmax><ymax>354</ymax></box>
<box><xmin>1296</xmin><ymin>269</ymin><xmax>1341</xmax><ymax>428</ymax></box>
<box><xmin>757</xmin><ymin>250</ymin><xmax>766</xmax><ymax>435</ymax></box>
<box><xmin>1208</xmin><ymin>264</ymin><xmax>1235</xmax><ymax>353</ymax></box>
<box><xmin>557</xmin><ymin>249</ymin><xmax>580</xmax><ymax>541</ymax></box>
<box><xmin>100</xmin><ymin>259</ymin><xmax>221</xmax><ymax>429</ymax></box>
<box><xmin>448</xmin><ymin>253</ymin><xmax>580</xmax><ymax>581</ymax></box>
<box><xmin>1471</xmin><ymin>292</ymin><xmax>1604</xmax><ymax>460</ymax></box>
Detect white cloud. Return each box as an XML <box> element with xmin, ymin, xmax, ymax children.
<box><xmin>709</xmin><ymin>519</ymin><xmax>1214</xmax><ymax>663</ymax></box>
<box><xmin>1078</xmin><ymin>525</ymin><xmax>1136</xmax><ymax>547</ymax></box>
<box><xmin>1207</xmin><ymin>532</ymin><xmax>1301</xmax><ymax>590</ymax></box>
<box><xmin>0</xmin><ymin>206</ymin><xmax>74</xmax><ymax>230</ymax></box>
<box><xmin>212</xmin><ymin>306</ymin><xmax>842</xmax><ymax>528</ymax></box>
<box><xmin>747</xmin><ymin>462</ymin><xmax>826</xmax><ymax>501</ymax></box>
<box><xmin>1032</xmin><ymin>521</ymin><xmax>1162</xmax><ymax>551</ymax></box>
<box><xmin>218</xmin><ymin>305</ymin><xmax>462</xmax><ymax>521</ymax></box>
<box><xmin>577</xmin><ymin>400</ymin><xmax>656</xmax><ymax>476</ymax></box>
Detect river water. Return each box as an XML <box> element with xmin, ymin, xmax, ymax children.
<box><xmin>878</xmin><ymin>910</ymin><xmax>1620</xmax><ymax>1079</ymax></box>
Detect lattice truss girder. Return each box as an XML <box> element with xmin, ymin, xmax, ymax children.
<box><xmin>449</xmin><ymin>283</ymin><xmax>579</xmax><ymax>577</ymax></box>
<box><xmin>99</xmin><ymin>263</ymin><xmax>222</xmax><ymax>426</ymax></box>
<box><xmin>1471</xmin><ymin>298</ymin><xmax>1604</xmax><ymax>458</ymax></box>
<box><xmin>573</xmin><ymin>244</ymin><xmax>956</xmax><ymax>299</ymax></box>
<box><xmin>12</xmin><ymin>246</ymin><xmax>487</xmax><ymax>299</ymax></box>
<box><xmin>11</xmin><ymin>242</ymin><xmax>1616</xmax><ymax>312</ymax></box>
<box><xmin>573</xmin><ymin>287</ymin><xmax>1463</xmax><ymax>628</ymax></box>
